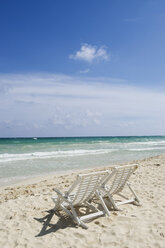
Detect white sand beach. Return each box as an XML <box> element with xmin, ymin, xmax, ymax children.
<box><xmin>0</xmin><ymin>155</ymin><xmax>165</xmax><ymax>248</ymax></box>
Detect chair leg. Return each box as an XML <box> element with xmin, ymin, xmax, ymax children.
<box><xmin>69</xmin><ymin>204</ymin><xmax>82</xmax><ymax>225</ymax></box>
<box><xmin>127</xmin><ymin>183</ymin><xmax>141</xmax><ymax>205</ymax></box>
<box><xmin>62</xmin><ymin>203</ymin><xmax>88</xmax><ymax>229</ymax></box>
<box><xmin>79</xmin><ymin>221</ymin><xmax>88</xmax><ymax>229</ymax></box>
<box><xmin>106</xmin><ymin>193</ymin><xmax>120</xmax><ymax>211</ymax></box>
<box><xmin>70</xmin><ymin>205</ymin><xmax>88</xmax><ymax>229</ymax></box>
<box><xmin>95</xmin><ymin>190</ymin><xmax>110</xmax><ymax>216</ymax></box>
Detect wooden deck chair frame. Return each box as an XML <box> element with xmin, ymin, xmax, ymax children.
<box><xmin>96</xmin><ymin>164</ymin><xmax>140</xmax><ymax>216</ymax></box>
<box><xmin>52</xmin><ymin>170</ymin><xmax>109</xmax><ymax>229</ymax></box>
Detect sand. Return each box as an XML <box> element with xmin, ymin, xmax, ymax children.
<box><xmin>0</xmin><ymin>155</ymin><xmax>165</xmax><ymax>248</ymax></box>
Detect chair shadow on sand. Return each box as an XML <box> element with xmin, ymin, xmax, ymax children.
<box><xmin>34</xmin><ymin>205</ymin><xmax>101</xmax><ymax>236</ymax></box>
<box><xmin>34</xmin><ymin>209</ymin><xmax>77</xmax><ymax>237</ymax></box>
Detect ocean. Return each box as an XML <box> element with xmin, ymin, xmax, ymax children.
<box><xmin>0</xmin><ymin>136</ymin><xmax>165</xmax><ymax>186</ymax></box>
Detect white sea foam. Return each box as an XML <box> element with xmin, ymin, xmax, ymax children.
<box><xmin>128</xmin><ymin>147</ymin><xmax>165</xmax><ymax>151</ymax></box>
<box><xmin>1</xmin><ymin>137</ymin><xmax>165</xmax><ymax>186</ymax></box>
<box><xmin>97</xmin><ymin>141</ymin><xmax>165</xmax><ymax>150</ymax></box>
<box><xmin>126</xmin><ymin>141</ymin><xmax>165</xmax><ymax>146</ymax></box>
<box><xmin>0</xmin><ymin>149</ymin><xmax>116</xmax><ymax>163</ymax></box>
<box><xmin>1</xmin><ymin>143</ymin><xmax>165</xmax><ymax>163</ymax></box>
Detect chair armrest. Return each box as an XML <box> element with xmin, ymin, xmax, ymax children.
<box><xmin>53</xmin><ymin>188</ymin><xmax>71</xmax><ymax>203</ymax></box>
<box><xmin>53</xmin><ymin>188</ymin><xmax>63</xmax><ymax>197</ymax></box>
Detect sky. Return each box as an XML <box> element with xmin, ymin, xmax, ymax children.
<box><xmin>0</xmin><ymin>0</ymin><xmax>165</xmax><ymax>137</ymax></box>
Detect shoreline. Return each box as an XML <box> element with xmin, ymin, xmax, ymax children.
<box><xmin>0</xmin><ymin>154</ymin><xmax>165</xmax><ymax>248</ymax></box>
<box><xmin>0</xmin><ymin>154</ymin><xmax>164</xmax><ymax>202</ymax></box>
<box><xmin>0</xmin><ymin>154</ymin><xmax>151</xmax><ymax>189</ymax></box>
<box><xmin>1</xmin><ymin>135</ymin><xmax>165</xmax><ymax>189</ymax></box>
<box><xmin>0</xmin><ymin>154</ymin><xmax>161</xmax><ymax>189</ymax></box>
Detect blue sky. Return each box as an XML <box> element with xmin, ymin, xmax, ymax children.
<box><xmin>0</xmin><ymin>0</ymin><xmax>165</xmax><ymax>137</ymax></box>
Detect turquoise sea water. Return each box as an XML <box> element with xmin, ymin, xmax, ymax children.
<box><xmin>0</xmin><ymin>136</ymin><xmax>165</xmax><ymax>186</ymax></box>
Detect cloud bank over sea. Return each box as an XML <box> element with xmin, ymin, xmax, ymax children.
<box><xmin>0</xmin><ymin>73</ymin><xmax>165</xmax><ymax>137</ymax></box>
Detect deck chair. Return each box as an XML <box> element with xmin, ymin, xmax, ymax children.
<box><xmin>52</xmin><ymin>170</ymin><xmax>109</xmax><ymax>229</ymax></box>
<box><xmin>96</xmin><ymin>164</ymin><xmax>140</xmax><ymax>216</ymax></box>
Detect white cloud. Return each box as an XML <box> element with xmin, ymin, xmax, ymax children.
<box><xmin>79</xmin><ymin>69</ymin><xmax>90</xmax><ymax>74</ymax></box>
<box><xmin>69</xmin><ymin>44</ymin><xmax>109</xmax><ymax>63</ymax></box>
<box><xmin>0</xmin><ymin>73</ymin><xmax>165</xmax><ymax>137</ymax></box>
